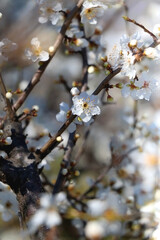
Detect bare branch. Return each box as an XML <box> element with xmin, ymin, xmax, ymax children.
<box><xmin>123</xmin><ymin>16</ymin><xmax>158</xmax><ymax>43</ymax></box>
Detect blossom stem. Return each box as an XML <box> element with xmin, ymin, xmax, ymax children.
<box><xmin>123</xmin><ymin>16</ymin><xmax>158</xmax><ymax>43</ymax></box>
<box><xmin>0</xmin><ymin>73</ymin><xmax>15</xmax><ymax>121</ymax></box>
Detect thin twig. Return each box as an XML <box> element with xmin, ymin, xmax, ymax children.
<box><xmin>38</xmin><ymin>114</ymin><xmax>76</xmax><ymax>159</ymax></box>
<box><xmin>0</xmin><ymin>73</ymin><xmax>15</xmax><ymax>121</ymax></box>
<box><xmin>75</xmin><ymin>129</ymin><xmax>90</xmax><ymax>163</ymax></box>
<box><xmin>53</xmin><ymin>132</ymin><xmax>76</xmax><ymax>194</ymax></box>
<box><xmin>123</xmin><ymin>16</ymin><xmax>158</xmax><ymax>43</ymax></box>
<box><xmin>13</xmin><ymin>0</ymin><xmax>84</xmax><ymax>112</ymax></box>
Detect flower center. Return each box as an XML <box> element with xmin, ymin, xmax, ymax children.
<box><xmin>82</xmin><ymin>102</ymin><xmax>88</xmax><ymax>109</ymax></box>
<box><xmin>143</xmin><ymin>81</ymin><xmax>149</xmax><ymax>88</ymax></box>
<box><xmin>46</xmin><ymin>8</ymin><xmax>54</xmax><ymax>14</ymax></box>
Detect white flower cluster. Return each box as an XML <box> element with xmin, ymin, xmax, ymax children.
<box><xmin>85</xmin><ymin>191</ymin><xmax>126</xmax><ymax>239</ymax></box>
<box><xmin>37</xmin><ymin>0</ymin><xmax>64</xmax><ymax>26</ymax></box>
<box><xmin>81</xmin><ymin>0</ymin><xmax>124</xmax><ymax>25</ymax></box>
<box><xmin>108</xmin><ymin>32</ymin><xmax>143</xmax><ymax>79</ymax></box>
<box><xmin>72</xmin><ymin>92</ymin><xmax>101</xmax><ymax>122</ymax></box>
<box><xmin>25</xmin><ymin>37</ymin><xmax>49</xmax><ymax>62</ymax></box>
<box><xmin>56</xmin><ymin>89</ymin><xmax>101</xmax><ymax>132</ymax></box>
<box><xmin>65</xmin><ymin>22</ymin><xmax>89</xmax><ymax>51</ymax></box>
<box><xmin>28</xmin><ymin>192</ymin><xmax>68</xmax><ymax>233</ymax></box>
<box><xmin>121</xmin><ymin>71</ymin><xmax>160</xmax><ymax>101</ymax></box>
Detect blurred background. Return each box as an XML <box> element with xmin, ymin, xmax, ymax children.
<box><xmin>0</xmin><ymin>0</ymin><xmax>160</xmax><ymax>239</ymax></box>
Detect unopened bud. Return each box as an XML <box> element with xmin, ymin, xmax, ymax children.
<box><xmin>48</xmin><ymin>46</ymin><xmax>55</xmax><ymax>53</ymax></box>
<box><xmin>144</xmin><ymin>47</ymin><xmax>157</xmax><ymax>59</ymax></box>
<box><xmin>5</xmin><ymin>137</ymin><xmax>12</xmax><ymax>145</ymax></box>
<box><xmin>56</xmin><ymin>136</ymin><xmax>62</xmax><ymax>142</ymax></box>
<box><xmin>32</xmin><ymin>105</ymin><xmax>39</xmax><ymax>111</ymax></box>
<box><xmin>129</xmin><ymin>39</ymin><xmax>137</xmax><ymax>47</ymax></box>
<box><xmin>123</xmin><ymin>16</ymin><xmax>129</xmax><ymax>21</ymax></box>
<box><xmin>74</xmin><ymin>170</ymin><xmax>80</xmax><ymax>176</ymax></box>
<box><xmin>70</xmin><ymin>87</ymin><xmax>80</xmax><ymax>96</ymax></box>
<box><xmin>6</xmin><ymin>92</ymin><xmax>12</xmax><ymax>99</ymax></box>
<box><xmin>75</xmin><ymin>133</ymin><xmax>80</xmax><ymax>140</ymax></box>
<box><xmin>88</xmin><ymin>66</ymin><xmax>95</xmax><ymax>74</ymax></box>
<box><xmin>0</xmin><ymin>130</ymin><xmax>3</xmax><ymax>135</ymax></box>
<box><xmin>62</xmin><ymin>168</ymin><xmax>68</xmax><ymax>175</ymax></box>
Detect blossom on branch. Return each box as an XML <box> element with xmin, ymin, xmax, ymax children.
<box><xmin>71</xmin><ymin>92</ymin><xmax>101</xmax><ymax>122</ymax></box>
<box><xmin>121</xmin><ymin>72</ymin><xmax>160</xmax><ymax>101</ymax></box>
<box><xmin>25</xmin><ymin>37</ymin><xmax>49</xmax><ymax>62</ymax></box>
<box><xmin>56</xmin><ymin>102</ymin><xmax>81</xmax><ymax>133</ymax></box>
<box><xmin>81</xmin><ymin>0</ymin><xmax>108</xmax><ymax>25</ymax></box>
<box><xmin>120</xmin><ymin>32</ymin><xmax>143</xmax><ymax>50</ymax></box>
<box><xmin>37</xmin><ymin>0</ymin><xmax>63</xmax><ymax>25</ymax></box>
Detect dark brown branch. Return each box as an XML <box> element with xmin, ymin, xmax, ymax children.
<box><xmin>93</xmin><ymin>68</ymin><xmax>121</xmax><ymax>95</ymax></box>
<box><xmin>80</xmin><ymin>47</ymin><xmax>88</xmax><ymax>92</ymax></box>
<box><xmin>38</xmin><ymin>114</ymin><xmax>76</xmax><ymax>159</ymax></box>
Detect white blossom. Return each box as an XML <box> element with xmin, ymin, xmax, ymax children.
<box><xmin>0</xmin><ymin>38</ymin><xmax>17</xmax><ymax>64</ymax></box>
<box><xmin>85</xmin><ymin>220</ymin><xmax>107</xmax><ymax>239</ymax></box>
<box><xmin>66</xmin><ymin>36</ymin><xmax>89</xmax><ymax>51</ymax></box>
<box><xmin>153</xmin><ymin>24</ymin><xmax>160</xmax><ymax>38</ymax></box>
<box><xmin>70</xmin><ymin>87</ymin><xmax>80</xmax><ymax>96</ymax></box>
<box><xmin>120</xmin><ymin>50</ymin><xmax>136</xmax><ymax>79</ymax></box>
<box><xmin>37</xmin><ymin>0</ymin><xmax>63</xmax><ymax>25</ymax></box>
<box><xmin>144</xmin><ymin>47</ymin><xmax>159</xmax><ymax>59</ymax></box>
<box><xmin>19</xmin><ymin>80</ymin><xmax>28</xmax><ymax>91</ymax></box>
<box><xmin>81</xmin><ymin>1</ymin><xmax>108</xmax><ymax>25</ymax></box>
<box><xmin>5</xmin><ymin>137</ymin><xmax>12</xmax><ymax>145</ymax></box>
<box><xmin>135</xmin><ymin>72</ymin><xmax>160</xmax><ymax>101</ymax></box>
<box><xmin>28</xmin><ymin>193</ymin><xmax>62</xmax><ymax>233</ymax></box>
<box><xmin>5</xmin><ymin>92</ymin><xmax>12</xmax><ymax>99</ymax></box>
<box><xmin>120</xmin><ymin>32</ymin><xmax>143</xmax><ymax>50</ymax></box>
<box><xmin>121</xmin><ymin>72</ymin><xmax>159</xmax><ymax>101</ymax></box>
<box><xmin>56</xmin><ymin>102</ymin><xmax>81</xmax><ymax>133</ymax></box>
<box><xmin>87</xmin><ymin>199</ymin><xmax>108</xmax><ymax>216</ymax></box>
<box><xmin>25</xmin><ymin>37</ymin><xmax>49</xmax><ymax>62</ymax></box>
<box><xmin>71</xmin><ymin>92</ymin><xmax>101</xmax><ymax>122</ymax></box>
<box><xmin>0</xmin><ymin>184</ymin><xmax>18</xmax><ymax>222</ymax></box>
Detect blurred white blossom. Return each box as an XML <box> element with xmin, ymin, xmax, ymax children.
<box><xmin>0</xmin><ymin>38</ymin><xmax>17</xmax><ymax>64</ymax></box>
<box><xmin>81</xmin><ymin>0</ymin><xmax>108</xmax><ymax>25</ymax></box>
<box><xmin>25</xmin><ymin>37</ymin><xmax>49</xmax><ymax>62</ymax></box>
<box><xmin>28</xmin><ymin>193</ymin><xmax>62</xmax><ymax>233</ymax></box>
<box><xmin>37</xmin><ymin>0</ymin><xmax>64</xmax><ymax>25</ymax></box>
